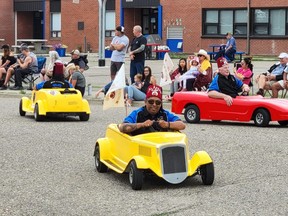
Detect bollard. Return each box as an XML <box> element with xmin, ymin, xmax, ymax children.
<box><xmin>87</xmin><ymin>84</ymin><xmax>92</xmax><ymax>96</ymax></box>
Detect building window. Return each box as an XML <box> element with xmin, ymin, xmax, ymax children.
<box><xmin>51</xmin><ymin>12</ymin><xmax>61</xmax><ymax>38</ymax></box>
<box><xmin>105</xmin><ymin>11</ymin><xmax>115</xmax><ymax>37</ymax></box>
<box><xmin>253</xmin><ymin>9</ymin><xmax>287</xmax><ymax>36</ymax></box>
<box><xmin>204</xmin><ymin>9</ymin><xmax>247</xmax><ymax>36</ymax></box>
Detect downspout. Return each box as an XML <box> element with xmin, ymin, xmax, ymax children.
<box><xmin>120</xmin><ymin>0</ymin><xmax>124</xmax><ymax>26</ymax></box>
<box><xmin>246</xmin><ymin>0</ymin><xmax>250</xmax><ymax>55</ymax></box>
<box><xmin>42</xmin><ymin>0</ymin><xmax>45</xmax><ymax>39</ymax></box>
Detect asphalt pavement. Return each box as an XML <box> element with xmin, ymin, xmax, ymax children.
<box><xmin>0</xmin><ymin>97</ymin><xmax>287</xmax><ymax>215</ymax></box>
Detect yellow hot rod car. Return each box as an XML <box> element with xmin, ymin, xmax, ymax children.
<box><xmin>19</xmin><ymin>88</ymin><xmax>91</xmax><ymax>121</ymax></box>
<box><xmin>94</xmin><ymin>124</ymin><xmax>214</xmax><ymax>190</ymax></box>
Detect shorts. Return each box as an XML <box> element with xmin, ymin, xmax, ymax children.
<box><xmin>267</xmin><ymin>80</ymin><xmax>277</xmax><ymax>86</ymax></box>
<box><xmin>110</xmin><ymin>61</ymin><xmax>124</xmax><ymax>76</ymax></box>
<box><xmin>277</xmin><ymin>80</ymin><xmax>287</xmax><ymax>88</ymax></box>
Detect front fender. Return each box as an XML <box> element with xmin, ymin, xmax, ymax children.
<box><xmin>188</xmin><ymin>151</ymin><xmax>213</xmax><ymax>175</ymax></box>
<box><xmin>21</xmin><ymin>97</ymin><xmax>32</xmax><ymax>112</ymax></box>
<box><xmin>94</xmin><ymin>138</ymin><xmax>110</xmax><ymax>160</ymax></box>
<box><xmin>131</xmin><ymin>156</ymin><xmax>149</xmax><ymax>170</ymax></box>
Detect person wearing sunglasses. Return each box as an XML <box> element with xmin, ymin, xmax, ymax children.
<box><xmin>119</xmin><ymin>85</ymin><xmax>186</xmax><ymax>136</ymax></box>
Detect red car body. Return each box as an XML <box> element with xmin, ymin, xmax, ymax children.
<box><xmin>171</xmin><ymin>91</ymin><xmax>288</xmax><ymax>127</ymax></box>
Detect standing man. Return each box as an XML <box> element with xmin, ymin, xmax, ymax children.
<box><xmin>110</xmin><ymin>25</ymin><xmax>129</xmax><ymax>81</ymax></box>
<box><xmin>129</xmin><ymin>25</ymin><xmax>147</xmax><ymax>84</ymax></box>
<box><xmin>214</xmin><ymin>32</ymin><xmax>237</xmax><ymax>61</ymax></box>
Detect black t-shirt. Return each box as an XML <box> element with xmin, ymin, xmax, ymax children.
<box><xmin>218</xmin><ymin>74</ymin><xmax>243</xmax><ymax>98</ymax></box>
<box><xmin>1</xmin><ymin>55</ymin><xmax>17</xmax><ymax>67</ymax></box>
<box><xmin>130</xmin><ymin>35</ymin><xmax>147</xmax><ymax>62</ymax></box>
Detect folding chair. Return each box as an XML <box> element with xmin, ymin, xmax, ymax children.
<box><xmin>281</xmin><ymin>88</ymin><xmax>288</xmax><ymax>98</ymax></box>
<box><xmin>25</xmin><ymin>57</ymin><xmax>46</xmax><ymax>90</ymax></box>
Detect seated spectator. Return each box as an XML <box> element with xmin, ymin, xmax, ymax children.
<box><xmin>214</xmin><ymin>32</ymin><xmax>237</xmax><ymax>61</ymax></box>
<box><xmin>119</xmin><ymin>84</ymin><xmax>185</xmax><ymax>136</ymax></box>
<box><xmin>68</xmin><ymin>49</ymin><xmax>85</xmax><ymax>73</ymax></box>
<box><xmin>256</xmin><ymin>52</ymin><xmax>288</xmax><ymax>96</ymax></box>
<box><xmin>168</xmin><ymin>58</ymin><xmax>187</xmax><ymax>98</ymax></box>
<box><xmin>271</xmin><ymin>64</ymin><xmax>288</xmax><ymax>98</ymax></box>
<box><xmin>234</xmin><ymin>57</ymin><xmax>253</xmax><ymax>85</ymax></box>
<box><xmin>0</xmin><ymin>45</ymin><xmax>16</xmax><ymax>87</ymax></box>
<box><xmin>193</xmin><ymin>49</ymin><xmax>212</xmax><ymax>91</ymax></box>
<box><xmin>10</xmin><ymin>44</ymin><xmax>38</xmax><ymax>90</ymax></box>
<box><xmin>178</xmin><ymin>56</ymin><xmax>200</xmax><ymax>91</ymax></box>
<box><xmin>124</xmin><ymin>66</ymin><xmax>152</xmax><ymax>106</ymax></box>
<box><xmin>208</xmin><ymin>65</ymin><xmax>250</xmax><ymax>106</ymax></box>
<box><xmin>40</xmin><ymin>50</ymin><xmax>62</xmax><ymax>81</ymax></box>
<box><xmin>132</xmin><ymin>73</ymin><xmax>143</xmax><ymax>90</ymax></box>
<box><xmin>66</xmin><ymin>63</ymin><xmax>86</xmax><ymax>96</ymax></box>
<box><xmin>35</xmin><ymin>62</ymin><xmax>72</xmax><ymax>90</ymax></box>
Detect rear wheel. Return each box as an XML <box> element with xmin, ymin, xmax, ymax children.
<box><xmin>200</xmin><ymin>163</ymin><xmax>214</xmax><ymax>185</ymax></box>
<box><xmin>253</xmin><ymin>109</ymin><xmax>270</xmax><ymax>127</ymax></box>
<box><xmin>94</xmin><ymin>145</ymin><xmax>108</xmax><ymax>173</ymax></box>
<box><xmin>278</xmin><ymin>120</ymin><xmax>288</xmax><ymax>126</ymax></box>
<box><xmin>184</xmin><ymin>105</ymin><xmax>200</xmax><ymax>123</ymax></box>
<box><xmin>34</xmin><ymin>104</ymin><xmax>44</xmax><ymax>121</ymax></box>
<box><xmin>80</xmin><ymin>113</ymin><xmax>89</xmax><ymax>121</ymax></box>
<box><xmin>19</xmin><ymin>99</ymin><xmax>26</xmax><ymax>116</ymax></box>
<box><xmin>129</xmin><ymin>160</ymin><xmax>143</xmax><ymax>190</ymax></box>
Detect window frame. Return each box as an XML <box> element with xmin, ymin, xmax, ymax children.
<box><xmin>50</xmin><ymin>12</ymin><xmax>61</xmax><ymax>38</ymax></box>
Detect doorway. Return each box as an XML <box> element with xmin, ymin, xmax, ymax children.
<box><xmin>33</xmin><ymin>11</ymin><xmax>44</xmax><ymax>39</ymax></box>
<box><xmin>142</xmin><ymin>8</ymin><xmax>158</xmax><ymax>35</ymax></box>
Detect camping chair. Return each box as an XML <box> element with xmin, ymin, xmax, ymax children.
<box><xmin>24</xmin><ymin>57</ymin><xmax>46</xmax><ymax>90</ymax></box>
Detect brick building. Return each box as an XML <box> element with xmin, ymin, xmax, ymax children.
<box><xmin>0</xmin><ymin>0</ymin><xmax>287</xmax><ymax>56</ymax></box>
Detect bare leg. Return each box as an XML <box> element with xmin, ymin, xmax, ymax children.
<box><xmin>3</xmin><ymin>67</ymin><xmax>14</xmax><ymax>86</ymax></box>
<box><xmin>257</xmin><ymin>74</ymin><xmax>267</xmax><ymax>90</ymax></box>
<box><xmin>0</xmin><ymin>68</ymin><xmax>6</xmax><ymax>80</ymax></box>
<box><xmin>271</xmin><ymin>82</ymin><xmax>283</xmax><ymax>98</ymax></box>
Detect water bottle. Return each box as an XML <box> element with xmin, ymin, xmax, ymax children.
<box><xmin>87</xmin><ymin>84</ymin><xmax>92</xmax><ymax>96</ymax></box>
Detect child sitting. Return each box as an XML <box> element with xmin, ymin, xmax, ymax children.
<box><xmin>178</xmin><ymin>57</ymin><xmax>200</xmax><ymax>91</ymax></box>
<box><xmin>132</xmin><ymin>74</ymin><xmax>143</xmax><ymax>89</ymax></box>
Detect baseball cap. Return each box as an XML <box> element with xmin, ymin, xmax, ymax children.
<box><xmin>71</xmin><ymin>49</ymin><xmax>80</xmax><ymax>55</ymax></box>
<box><xmin>116</xmin><ymin>26</ymin><xmax>125</xmax><ymax>33</ymax></box>
<box><xmin>278</xmin><ymin>52</ymin><xmax>288</xmax><ymax>58</ymax></box>
<box><xmin>20</xmin><ymin>43</ymin><xmax>28</xmax><ymax>51</ymax></box>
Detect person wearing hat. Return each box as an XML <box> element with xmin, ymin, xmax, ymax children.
<box><xmin>192</xmin><ymin>49</ymin><xmax>212</xmax><ymax>91</ymax></box>
<box><xmin>214</xmin><ymin>32</ymin><xmax>237</xmax><ymax>61</ymax></box>
<box><xmin>68</xmin><ymin>49</ymin><xmax>85</xmax><ymax>73</ymax></box>
<box><xmin>129</xmin><ymin>25</ymin><xmax>147</xmax><ymax>84</ymax></box>
<box><xmin>109</xmin><ymin>25</ymin><xmax>129</xmax><ymax>81</ymax></box>
<box><xmin>119</xmin><ymin>84</ymin><xmax>185</xmax><ymax>136</ymax></box>
<box><xmin>35</xmin><ymin>62</ymin><xmax>72</xmax><ymax>90</ymax></box>
<box><xmin>9</xmin><ymin>44</ymin><xmax>38</xmax><ymax>90</ymax></box>
<box><xmin>257</xmin><ymin>52</ymin><xmax>288</xmax><ymax>97</ymax></box>
<box><xmin>0</xmin><ymin>44</ymin><xmax>16</xmax><ymax>87</ymax></box>
<box><xmin>271</xmin><ymin>64</ymin><xmax>288</xmax><ymax>98</ymax></box>
<box><xmin>208</xmin><ymin>64</ymin><xmax>250</xmax><ymax>106</ymax></box>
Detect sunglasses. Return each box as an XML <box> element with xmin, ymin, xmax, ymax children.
<box><xmin>197</xmin><ymin>55</ymin><xmax>203</xmax><ymax>57</ymax></box>
<box><xmin>147</xmin><ymin>99</ymin><xmax>162</xmax><ymax>105</ymax></box>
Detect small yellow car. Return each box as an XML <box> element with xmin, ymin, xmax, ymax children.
<box><xmin>94</xmin><ymin>124</ymin><xmax>214</xmax><ymax>190</ymax></box>
<box><xmin>19</xmin><ymin>88</ymin><xmax>91</xmax><ymax>121</ymax></box>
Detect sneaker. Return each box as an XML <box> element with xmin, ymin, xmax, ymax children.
<box><xmin>0</xmin><ymin>85</ymin><xmax>7</xmax><ymax>90</ymax></box>
<box><xmin>9</xmin><ymin>86</ymin><xmax>24</xmax><ymax>90</ymax></box>
<box><xmin>256</xmin><ymin>89</ymin><xmax>264</xmax><ymax>96</ymax></box>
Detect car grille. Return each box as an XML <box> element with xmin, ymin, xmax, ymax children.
<box><xmin>161</xmin><ymin>146</ymin><xmax>186</xmax><ymax>174</ymax></box>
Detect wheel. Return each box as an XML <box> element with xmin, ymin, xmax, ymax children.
<box><xmin>253</xmin><ymin>109</ymin><xmax>270</xmax><ymax>127</ymax></box>
<box><xmin>200</xmin><ymin>163</ymin><xmax>214</xmax><ymax>185</ymax></box>
<box><xmin>94</xmin><ymin>145</ymin><xmax>108</xmax><ymax>173</ymax></box>
<box><xmin>19</xmin><ymin>99</ymin><xmax>26</xmax><ymax>116</ymax></box>
<box><xmin>278</xmin><ymin>120</ymin><xmax>288</xmax><ymax>126</ymax></box>
<box><xmin>34</xmin><ymin>103</ymin><xmax>44</xmax><ymax>121</ymax></box>
<box><xmin>184</xmin><ymin>105</ymin><xmax>200</xmax><ymax>123</ymax></box>
<box><xmin>80</xmin><ymin>113</ymin><xmax>89</xmax><ymax>121</ymax></box>
<box><xmin>129</xmin><ymin>160</ymin><xmax>143</xmax><ymax>190</ymax></box>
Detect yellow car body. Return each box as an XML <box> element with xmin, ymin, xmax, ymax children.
<box><xmin>94</xmin><ymin>124</ymin><xmax>214</xmax><ymax>190</ymax></box>
<box><xmin>20</xmin><ymin>88</ymin><xmax>91</xmax><ymax>121</ymax></box>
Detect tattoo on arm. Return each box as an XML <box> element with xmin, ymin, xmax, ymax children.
<box><xmin>121</xmin><ymin>123</ymin><xmax>138</xmax><ymax>133</ymax></box>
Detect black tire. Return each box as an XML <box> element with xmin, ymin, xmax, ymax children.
<box><xmin>278</xmin><ymin>120</ymin><xmax>288</xmax><ymax>126</ymax></box>
<box><xmin>80</xmin><ymin>113</ymin><xmax>89</xmax><ymax>121</ymax></box>
<box><xmin>19</xmin><ymin>99</ymin><xmax>26</xmax><ymax>116</ymax></box>
<box><xmin>200</xmin><ymin>163</ymin><xmax>214</xmax><ymax>185</ymax></box>
<box><xmin>253</xmin><ymin>109</ymin><xmax>270</xmax><ymax>127</ymax></box>
<box><xmin>184</xmin><ymin>105</ymin><xmax>200</xmax><ymax>123</ymax></box>
<box><xmin>34</xmin><ymin>104</ymin><xmax>44</xmax><ymax>121</ymax></box>
<box><xmin>129</xmin><ymin>160</ymin><xmax>143</xmax><ymax>190</ymax></box>
<box><xmin>94</xmin><ymin>145</ymin><xmax>108</xmax><ymax>173</ymax></box>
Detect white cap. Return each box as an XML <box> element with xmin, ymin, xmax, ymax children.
<box><xmin>278</xmin><ymin>52</ymin><xmax>288</xmax><ymax>58</ymax></box>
